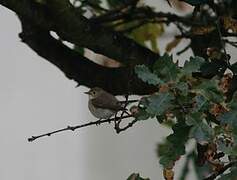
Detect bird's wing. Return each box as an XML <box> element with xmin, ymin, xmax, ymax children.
<box><xmin>91</xmin><ymin>94</ymin><xmax>123</xmax><ymax>111</ymax></box>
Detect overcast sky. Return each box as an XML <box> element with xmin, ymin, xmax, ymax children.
<box><xmin>0</xmin><ymin>2</ymin><xmax>200</xmax><ymax>180</ymax></box>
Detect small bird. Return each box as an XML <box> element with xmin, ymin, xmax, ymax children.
<box><xmin>84</xmin><ymin>87</ymin><xmax>124</xmax><ymax>119</ymax></box>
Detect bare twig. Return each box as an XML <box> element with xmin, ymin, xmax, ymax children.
<box><xmin>114</xmin><ymin>95</ymin><xmax>138</xmax><ymax>133</ymax></box>
<box><xmin>224</xmin><ymin>39</ymin><xmax>237</xmax><ymax>48</ymax></box>
<box><xmin>80</xmin><ymin>0</ymin><xmax>108</xmax><ymax>12</ymax></box>
<box><xmin>115</xmin><ymin>119</ymin><xmax>138</xmax><ymax>133</ymax></box>
<box><xmin>177</xmin><ymin>42</ymin><xmax>191</xmax><ymax>55</ymax></box>
<box><xmin>114</xmin><ymin>95</ymin><xmax>130</xmax><ymax>132</ymax></box>
<box><xmin>203</xmin><ymin>161</ymin><xmax>237</xmax><ymax>180</ymax></box>
<box><xmin>28</xmin><ymin>114</ymin><xmax>133</xmax><ymax>142</ymax></box>
<box><xmin>119</xmin><ymin>99</ymin><xmax>139</xmax><ymax>104</ymax></box>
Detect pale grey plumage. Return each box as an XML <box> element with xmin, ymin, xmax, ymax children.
<box><xmin>85</xmin><ymin>87</ymin><xmax>123</xmax><ymax>119</ymax></box>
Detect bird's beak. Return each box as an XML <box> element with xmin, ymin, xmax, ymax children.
<box><xmin>84</xmin><ymin>91</ymin><xmax>90</xmax><ymax>95</ymax></box>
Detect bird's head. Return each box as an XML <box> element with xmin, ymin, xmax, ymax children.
<box><xmin>84</xmin><ymin>87</ymin><xmax>104</xmax><ymax>98</ymax></box>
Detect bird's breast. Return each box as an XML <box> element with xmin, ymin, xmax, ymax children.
<box><xmin>88</xmin><ymin>100</ymin><xmax>115</xmax><ymax>119</ymax></box>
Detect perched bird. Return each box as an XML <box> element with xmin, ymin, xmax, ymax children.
<box><xmin>84</xmin><ymin>87</ymin><xmax>124</xmax><ymax>119</ymax></box>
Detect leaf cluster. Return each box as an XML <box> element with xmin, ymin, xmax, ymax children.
<box><xmin>134</xmin><ymin>54</ymin><xmax>237</xmax><ymax>179</ymax></box>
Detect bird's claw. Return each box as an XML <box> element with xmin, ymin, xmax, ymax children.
<box><xmin>95</xmin><ymin>119</ymin><xmax>102</xmax><ymax>126</ymax></box>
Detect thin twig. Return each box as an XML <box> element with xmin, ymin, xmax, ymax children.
<box><xmin>119</xmin><ymin>99</ymin><xmax>139</xmax><ymax>104</ymax></box>
<box><xmin>224</xmin><ymin>39</ymin><xmax>237</xmax><ymax>48</ymax></box>
<box><xmin>114</xmin><ymin>95</ymin><xmax>130</xmax><ymax>132</ymax></box>
<box><xmin>177</xmin><ymin>43</ymin><xmax>191</xmax><ymax>55</ymax></box>
<box><xmin>80</xmin><ymin>0</ymin><xmax>108</xmax><ymax>12</ymax></box>
<box><xmin>203</xmin><ymin>161</ymin><xmax>237</xmax><ymax>180</ymax></box>
<box><xmin>28</xmin><ymin>114</ymin><xmax>133</xmax><ymax>142</ymax></box>
<box><xmin>115</xmin><ymin>119</ymin><xmax>138</xmax><ymax>133</ymax></box>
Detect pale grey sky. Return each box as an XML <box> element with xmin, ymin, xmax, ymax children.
<box><xmin>0</xmin><ymin>2</ymin><xmax>198</xmax><ymax>180</ymax></box>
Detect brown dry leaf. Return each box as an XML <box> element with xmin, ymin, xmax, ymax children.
<box><xmin>222</xmin><ymin>16</ymin><xmax>237</xmax><ymax>33</ymax></box>
<box><xmin>205</xmin><ymin>143</ymin><xmax>217</xmax><ymax>162</ymax></box>
<box><xmin>165</xmin><ymin>111</ymin><xmax>174</xmax><ymax>119</ymax></box>
<box><xmin>209</xmin><ymin>103</ymin><xmax>228</xmax><ymax>117</ymax></box>
<box><xmin>219</xmin><ymin>73</ymin><xmax>233</xmax><ymax>94</ymax></box>
<box><xmin>191</xmin><ymin>26</ymin><xmax>215</xmax><ymax>35</ymax></box>
<box><xmin>159</xmin><ymin>84</ymin><xmax>169</xmax><ymax>93</ymax></box>
<box><xmin>223</xmin><ymin>124</ymin><xmax>232</xmax><ymax>133</ymax></box>
<box><xmin>212</xmin><ymin>162</ymin><xmax>224</xmax><ymax>172</ymax></box>
<box><xmin>165</xmin><ymin>38</ymin><xmax>182</xmax><ymax>52</ymax></box>
<box><xmin>163</xmin><ymin>168</ymin><xmax>174</xmax><ymax>180</ymax></box>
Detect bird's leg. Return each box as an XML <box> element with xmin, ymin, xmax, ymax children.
<box><xmin>114</xmin><ymin>112</ymin><xmax>120</xmax><ymax>132</ymax></box>
<box><xmin>113</xmin><ymin>113</ymin><xmax>118</xmax><ymax>126</ymax></box>
<box><xmin>95</xmin><ymin>118</ymin><xmax>102</xmax><ymax>126</ymax></box>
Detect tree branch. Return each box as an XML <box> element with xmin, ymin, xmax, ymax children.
<box><xmin>0</xmin><ymin>0</ymin><xmax>159</xmax><ymax>66</ymax></box>
<box><xmin>19</xmin><ymin>18</ymin><xmax>156</xmax><ymax>95</ymax></box>
<box><xmin>28</xmin><ymin>114</ymin><xmax>133</xmax><ymax>142</ymax></box>
<box><xmin>203</xmin><ymin>161</ymin><xmax>237</xmax><ymax>180</ymax></box>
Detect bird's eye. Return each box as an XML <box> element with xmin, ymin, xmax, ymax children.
<box><xmin>93</xmin><ymin>91</ymin><xmax>96</xmax><ymax>95</ymax></box>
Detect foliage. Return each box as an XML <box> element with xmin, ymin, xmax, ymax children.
<box><xmin>4</xmin><ymin>0</ymin><xmax>237</xmax><ymax>179</ymax></box>
<box><xmin>135</xmin><ymin>54</ymin><xmax>237</xmax><ymax>179</ymax></box>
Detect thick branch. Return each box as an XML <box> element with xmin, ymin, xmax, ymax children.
<box><xmin>0</xmin><ymin>0</ymin><xmax>159</xmax><ymax>66</ymax></box>
<box><xmin>19</xmin><ymin>19</ymin><xmax>156</xmax><ymax>95</ymax></box>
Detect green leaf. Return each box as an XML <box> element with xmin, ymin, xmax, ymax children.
<box><xmin>193</xmin><ymin>78</ymin><xmax>224</xmax><ymax>103</ymax></box>
<box><xmin>218</xmin><ymin>111</ymin><xmax>237</xmax><ymax>143</ymax></box>
<box><xmin>228</xmin><ymin>93</ymin><xmax>237</xmax><ymax>110</ymax></box>
<box><xmin>134</xmin><ymin>108</ymin><xmax>151</xmax><ymax>121</ymax></box>
<box><xmin>146</xmin><ymin>92</ymin><xmax>174</xmax><ymax>116</ymax></box>
<box><xmin>200</xmin><ymin>60</ymin><xmax>227</xmax><ymax>78</ymax></box>
<box><xmin>193</xmin><ymin>95</ymin><xmax>209</xmax><ymax>112</ymax></box>
<box><xmin>217</xmin><ymin>93</ymin><xmax>237</xmax><ymax>124</ymax></box>
<box><xmin>175</xmin><ymin>82</ymin><xmax>189</xmax><ymax>96</ymax></box>
<box><xmin>218</xmin><ymin>97</ymin><xmax>237</xmax><ymax>144</ymax></box>
<box><xmin>158</xmin><ymin>122</ymin><xmax>190</xmax><ymax>168</ymax></box>
<box><xmin>167</xmin><ymin>122</ymin><xmax>191</xmax><ymax>145</ymax></box>
<box><xmin>158</xmin><ymin>141</ymin><xmax>178</xmax><ymax>168</ymax></box>
<box><xmin>153</xmin><ymin>54</ymin><xmax>179</xmax><ymax>82</ymax></box>
<box><xmin>186</xmin><ymin>113</ymin><xmax>214</xmax><ymax>144</ymax></box>
<box><xmin>218</xmin><ymin>111</ymin><xmax>237</xmax><ymax>128</ymax></box>
<box><xmin>135</xmin><ymin>65</ymin><xmax>162</xmax><ymax>85</ymax></box>
<box><xmin>182</xmin><ymin>56</ymin><xmax>205</xmax><ymax>75</ymax></box>
<box><xmin>216</xmin><ymin>138</ymin><xmax>237</xmax><ymax>156</ymax></box>
<box><xmin>127</xmin><ymin>173</ymin><xmax>150</xmax><ymax>180</ymax></box>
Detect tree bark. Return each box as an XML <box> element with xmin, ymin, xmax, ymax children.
<box><xmin>0</xmin><ymin>0</ymin><xmax>159</xmax><ymax>95</ymax></box>
<box><xmin>19</xmin><ymin>18</ymin><xmax>156</xmax><ymax>95</ymax></box>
